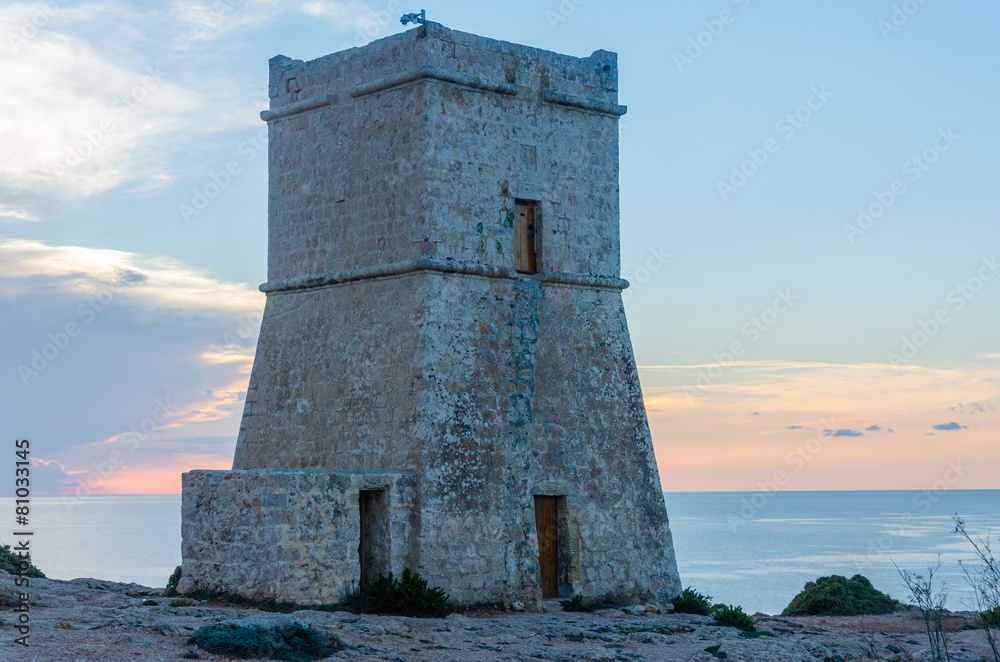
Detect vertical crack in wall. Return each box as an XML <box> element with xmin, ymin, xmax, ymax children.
<box><xmin>508</xmin><ymin>277</ymin><xmax>542</xmax><ymax>592</ymax></box>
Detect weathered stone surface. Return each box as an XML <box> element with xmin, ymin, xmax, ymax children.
<box><xmin>183</xmin><ymin>469</ymin><xmax>414</xmax><ymax>604</ymax></box>
<box><xmin>183</xmin><ymin>23</ymin><xmax>680</xmax><ymax>608</ymax></box>
<box><xmin>9</xmin><ymin>575</ymin><xmax>998</xmax><ymax>662</ymax></box>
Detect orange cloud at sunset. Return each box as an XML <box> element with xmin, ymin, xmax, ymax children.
<box><xmin>645</xmin><ymin>360</ymin><xmax>1000</xmax><ymax>491</ymax></box>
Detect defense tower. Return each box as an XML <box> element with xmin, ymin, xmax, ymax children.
<box><xmin>182</xmin><ymin>22</ymin><xmax>681</xmax><ymax>609</ymax></box>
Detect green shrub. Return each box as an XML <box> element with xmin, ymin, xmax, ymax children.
<box><xmin>982</xmin><ymin>606</ymin><xmax>1000</xmax><ymax>627</ymax></box>
<box><xmin>671</xmin><ymin>587</ymin><xmax>713</xmax><ymax>616</ymax></box>
<box><xmin>712</xmin><ymin>604</ymin><xmax>756</xmax><ymax>632</ymax></box>
<box><xmin>188</xmin><ymin>622</ymin><xmax>330</xmax><ymax>661</ymax></box>
<box><xmin>366</xmin><ymin>568</ymin><xmax>452</xmax><ymax>618</ymax></box>
<box><xmin>782</xmin><ymin>574</ymin><xmax>896</xmax><ymax>617</ymax></box>
<box><xmin>164</xmin><ymin>566</ymin><xmax>182</xmax><ymax>596</ymax></box>
<box><xmin>0</xmin><ymin>544</ymin><xmax>44</xmax><ymax>578</ymax></box>
<box><xmin>169</xmin><ymin>598</ymin><xmax>194</xmax><ymax>607</ymax></box>
<box><xmin>560</xmin><ymin>595</ymin><xmax>593</xmax><ymax>612</ymax></box>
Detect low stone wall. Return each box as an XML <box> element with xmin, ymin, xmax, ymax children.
<box><xmin>181</xmin><ymin>468</ymin><xmax>414</xmax><ymax>605</ymax></box>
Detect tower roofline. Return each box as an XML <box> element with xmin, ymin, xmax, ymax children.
<box><xmin>264</xmin><ymin>24</ymin><xmax>625</xmax><ymax>121</ymax></box>
<box><xmin>270</xmin><ymin>23</ymin><xmax>619</xmax><ymax>78</ymax></box>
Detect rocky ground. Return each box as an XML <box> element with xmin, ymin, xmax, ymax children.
<box><xmin>1</xmin><ymin>575</ymin><xmax>997</xmax><ymax>662</ymax></box>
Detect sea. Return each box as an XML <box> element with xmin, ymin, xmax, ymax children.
<box><xmin>4</xmin><ymin>489</ymin><xmax>998</xmax><ymax>615</ymax></box>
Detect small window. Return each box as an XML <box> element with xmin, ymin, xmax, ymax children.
<box><xmin>514</xmin><ymin>200</ymin><xmax>540</xmax><ymax>274</ymax></box>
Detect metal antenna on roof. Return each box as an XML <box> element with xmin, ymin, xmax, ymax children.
<box><xmin>400</xmin><ymin>10</ymin><xmax>426</xmax><ymax>26</ymax></box>
<box><xmin>400</xmin><ymin>10</ymin><xmax>442</xmax><ymax>27</ymax></box>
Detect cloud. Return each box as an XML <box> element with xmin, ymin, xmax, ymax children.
<box><xmin>950</xmin><ymin>402</ymin><xmax>997</xmax><ymax>415</ymax></box>
<box><xmin>786</xmin><ymin>425</ymin><xmax>804</xmax><ymax>430</ymax></box>
<box><xmin>0</xmin><ymin>9</ymin><xmax>210</xmax><ymax>206</ymax></box>
<box><xmin>824</xmin><ymin>428</ymin><xmax>863</xmax><ymax>437</ymax></box>
<box><xmin>1</xmin><ymin>239</ymin><xmax>263</xmax><ymax>495</ymax></box>
<box><xmin>0</xmin><ymin>1</ymin><xmax>271</xmax><ymax>216</ymax></box>
<box><xmin>1</xmin><ymin>0</ymin><xmax>407</xmax><ymax>220</ymax></box>
<box><xmin>299</xmin><ymin>0</ymin><xmax>392</xmax><ymax>32</ymax></box>
<box><xmin>0</xmin><ymin>239</ymin><xmax>261</xmax><ymax>313</ymax></box>
<box><xmin>866</xmin><ymin>425</ymin><xmax>881</xmax><ymax>432</ymax></box>
<box><xmin>0</xmin><ymin>203</ymin><xmax>37</xmax><ymax>222</ymax></box>
<box><xmin>932</xmin><ymin>422</ymin><xmax>965</xmax><ymax>431</ymax></box>
<box><xmin>638</xmin><ymin>360</ymin><xmax>1000</xmax><ymax>417</ymax></box>
<box><xmin>22</xmin><ymin>458</ymin><xmax>78</xmax><ymax>495</ymax></box>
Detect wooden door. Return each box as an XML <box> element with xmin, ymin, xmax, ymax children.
<box><xmin>534</xmin><ymin>495</ymin><xmax>559</xmax><ymax>598</ymax></box>
<box><xmin>514</xmin><ymin>201</ymin><xmax>538</xmax><ymax>273</ymax></box>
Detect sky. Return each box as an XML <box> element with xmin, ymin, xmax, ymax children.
<box><xmin>2</xmin><ymin>0</ymin><xmax>998</xmax><ymax>497</ymax></box>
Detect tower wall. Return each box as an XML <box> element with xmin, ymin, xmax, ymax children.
<box><xmin>185</xmin><ymin>23</ymin><xmax>681</xmax><ymax>609</ymax></box>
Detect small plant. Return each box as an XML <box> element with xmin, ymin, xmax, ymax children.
<box><xmin>954</xmin><ymin>516</ymin><xmax>1000</xmax><ymax>662</ymax></box>
<box><xmin>895</xmin><ymin>559</ymin><xmax>951</xmax><ymax>662</ymax></box>
<box><xmin>671</xmin><ymin>587</ymin><xmax>713</xmax><ymax>616</ymax></box>
<box><xmin>188</xmin><ymin>621</ymin><xmax>331</xmax><ymax>662</ymax></box>
<box><xmin>782</xmin><ymin>574</ymin><xmax>896</xmax><ymax>616</ymax></box>
<box><xmin>164</xmin><ymin>566</ymin><xmax>182</xmax><ymax>596</ymax></box>
<box><xmin>712</xmin><ymin>604</ymin><xmax>756</xmax><ymax>632</ymax></box>
<box><xmin>366</xmin><ymin>568</ymin><xmax>452</xmax><ymax>618</ymax></box>
<box><xmin>560</xmin><ymin>595</ymin><xmax>593</xmax><ymax>612</ymax></box>
<box><xmin>0</xmin><ymin>544</ymin><xmax>44</xmax><ymax>578</ymax></box>
<box><xmin>983</xmin><ymin>606</ymin><xmax>1000</xmax><ymax>628</ymax></box>
<box><xmin>169</xmin><ymin>598</ymin><xmax>195</xmax><ymax>607</ymax></box>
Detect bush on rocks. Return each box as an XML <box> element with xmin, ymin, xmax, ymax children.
<box><xmin>712</xmin><ymin>604</ymin><xmax>756</xmax><ymax>632</ymax></box>
<box><xmin>0</xmin><ymin>544</ymin><xmax>44</xmax><ymax>578</ymax></box>
<box><xmin>188</xmin><ymin>619</ymin><xmax>333</xmax><ymax>661</ymax></box>
<box><xmin>367</xmin><ymin>568</ymin><xmax>452</xmax><ymax>618</ymax></box>
<box><xmin>671</xmin><ymin>587</ymin><xmax>713</xmax><ymax>616</ymax></box>
<box><xmin>164</xmin><ymin>566</ymin><xmax>182</xmax><ymax>596</ymax></box>
<box><xmin>782</xmin><ymin>574</ymin><xmax>896</xmax><ymax>617</ymax></box>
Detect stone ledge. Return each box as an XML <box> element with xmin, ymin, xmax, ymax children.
<box><xmin>351</xmin><ymin>64</ymin><xmax>518</xmax><ymax>98</ymax></box>
<box><xmin>260</xmin><ymin>92</ymin><xmax>334</xmax><ymax>122</ymax></box>
<box><xmin>542</xmin><ymin>89</ymin><xmax>627</xmax><ymax>117</ymax></box>
<box><xmin>259</xmin><ymin>256</ymin><xmax>629</xmax><ymax>294</ymax></box>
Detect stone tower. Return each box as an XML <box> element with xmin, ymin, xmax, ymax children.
<box><xmin>182</xmin><ymin>23</ymin><xmax>681</xmax><ymax>609</ymax></box>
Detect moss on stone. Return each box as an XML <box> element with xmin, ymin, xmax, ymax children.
<box><xmin>782</xmin><ymin>574</ymin><xmax>896</xmax><ymax>617</ymax></box>
<box><xmin>188</xmin><ymin>621</ymin><xmax>331</xmax><ymax>661</ymax></box>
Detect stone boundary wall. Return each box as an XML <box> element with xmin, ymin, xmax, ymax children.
<box><xmin>181</xmin><ymin>469</ymin><xmax>414</xmax><ymax>605</ymax></box>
